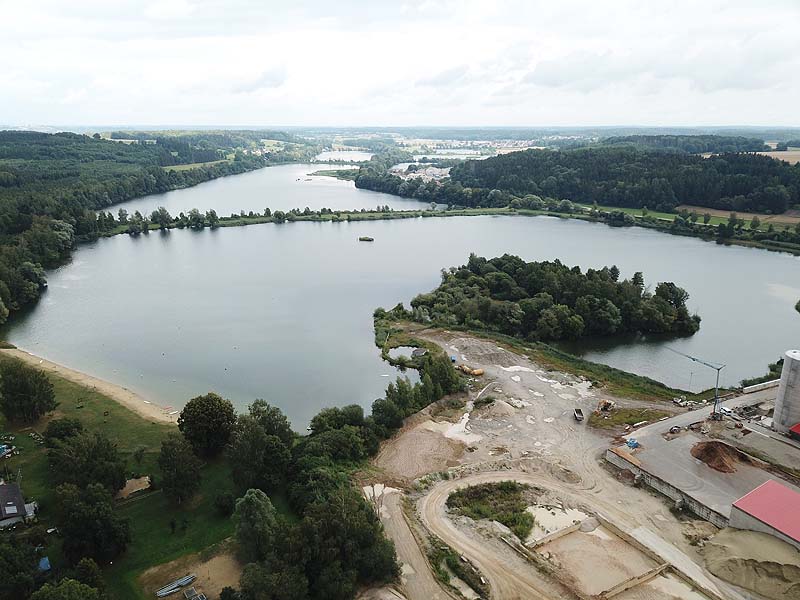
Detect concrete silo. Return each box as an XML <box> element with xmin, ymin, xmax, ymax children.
<box><xmin>774</xmin><ymin>349</ymin><xmax>800</xmax><ymax>433</ymax></box>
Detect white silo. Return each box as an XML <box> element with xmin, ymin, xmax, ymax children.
<box><xmin>774</xmin><ymin>349</ymin><xmax>800</xmax><ymax>433</ymax></box>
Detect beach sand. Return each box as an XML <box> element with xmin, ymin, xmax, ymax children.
<box><xmin>0</xmin><ymin>348</ymin><xmax>177</xmax><ymax>424</ymax></box>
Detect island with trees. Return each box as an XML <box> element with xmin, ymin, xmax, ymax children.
<box><xmin>406</xmin><ymin>254</ymin><xmax>700</xmax><ymax>342</ymax></box>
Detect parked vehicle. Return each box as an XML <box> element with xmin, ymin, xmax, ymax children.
<box><xmin>573</xmin><ymin>408</ymin><xmax>584</xmax><ymax>422</ymax></box>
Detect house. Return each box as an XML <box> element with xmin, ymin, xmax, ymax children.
<box><xmin>0</xmin><ymin>481</ymin><xmax>36</xmax><ymax>528</ymax></box>
<box><xmin>730</xmin><ymin>480</ymin><xmax>800</xmax><ymax>550</ymax></box>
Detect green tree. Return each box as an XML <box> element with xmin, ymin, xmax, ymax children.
<box><xmin>0</xmin><ymin>358</ymin><xmax>57</xmax><ymax>422</ymax></box>
<box><xmin>228</xmin><ymin>417</ymin><xmax>291</xmax><ymax>492</ymax></box>
<box><xmin>205</xmin><ymin>209</ymin><xmax>220</xmax><ymax>227</ymax></box>
<box><xmin>703</xmin><ymin>212</ymin><xmax>711</xmax><ymax>224</ymax></box>
<box><xmin>73</xmin><ymin>558</ymin><xmax>105</xmax><ymax>593</ymax></box>
<box><xmin>49</xmin><ymin>432</ymin><xmax>127</xmax><ymax>493</ymax></box>
<box><xmin>234</xmin><ymin>489</ymin><xmax>280</xmax><ymax>563</ymax></box>
<box><xmin>178</xmin><ymin>392</ymin><xmax>236</xmax><ymax>457</ymax></box>
<box><xmin>188</xmin><ymin>208</ymin><xmax>206</xmax><ymax>229</ymax></box>
<box><xmin>158</xmin><ymin>433</ymin><xmax>202</xmax><ymax>505</ymax></box>
<box><xmin>0</xmin><ymin>540</ymin><xmax>38</xmax><ymax>600</ymax></box>
<box><xmin>247</xmin><ymin>399</ymin><xmax>295</xmax><ymax>446</ymax></box>
<box><xmin>240</xmin><ymin>562</ymin><xmax>308</xmax><ymax>600</ymax></box>
<box><xmin>57</xmin><ymin>483</ymin><xmax>131</xmax><ymax>563</ymax></box>
<box><xmin>43</xmin><ymin>418</ymin><xmax>83</xmax><ymax>447</ymax></box>
<box><xmin>750</xmin><ymin>215</ymin><xmax>761</xmax><ymax>230</ymax></box>
<box><xmin>150</xmin><ymin>206</ymin><xmax>172</xmax><ymax>230</ymax></box>
<box><xmin>30</xmin><ymin>579</ymin><xmax>102</xmax><ymax>600</ymax></box>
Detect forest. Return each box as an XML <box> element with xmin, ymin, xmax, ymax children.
<box><xmin>449</xmin><ymin>147</ymin><xmax>800</xmax><ymax>213</ymax></box>
<box><xmin>599</xmin><ymin>134</ymin><xmax>768</xmax><ymax>154</ymax></box>
<box><xmin>408</xmin><ymin>254</ymin><xmax>701</xmax><ymax>341</ymax></box>
<box><xmin>0</xmin><ymin>131</ymin><xmax>311</xmax><ymax>324</ymax></box>
<box><xmin>356</xmin><ymin>146</ymin><xmax>800</xmax><ymax>215</ymax></box>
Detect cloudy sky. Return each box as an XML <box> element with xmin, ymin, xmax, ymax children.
<box><xmin>2</xmin><ymin>0</ymin><xmax>799</xmax><ymax>127</ymax></box>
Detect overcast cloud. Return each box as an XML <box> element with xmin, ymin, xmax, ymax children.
<box><xmin>2</xmin><ymin>0</ymin><xmax>798</xmax><ymax>126</ymax></box>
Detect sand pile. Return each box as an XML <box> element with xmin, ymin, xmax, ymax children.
<box><xmin>705</xmin><ymin>528</ymin><xmax>800</xmax><ymax>599</ymax></box>
<box><xmin>690</xmin><ymin>441</ymin><xmax>754</xmax><ymax>473</ymax></box>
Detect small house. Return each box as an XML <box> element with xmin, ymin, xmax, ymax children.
<box><xmin>0</xmin><ymin>481</ymin><xmax>36</xmax><ymax>528</ymax></box>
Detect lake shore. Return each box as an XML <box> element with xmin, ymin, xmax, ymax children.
<box><xmin>0</xmin><ymin>347</ymin><xmax>177</xmax><ymax>424</ymax></box>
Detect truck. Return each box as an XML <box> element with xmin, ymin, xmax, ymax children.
<box><xmin>573</xmin><ymin>408</ymin><xmax>584</xmax><ymax>422</ymax></box>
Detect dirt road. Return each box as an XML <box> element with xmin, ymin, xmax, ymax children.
<box><xmin>366</xmin><ymin>485</ymin><xmax>454</xmax><ymax>600</ymax></box>
<box><xmin>373</xmin><ymin>330</ymin><xmax>750</xmax><ymax>600</ymax></box>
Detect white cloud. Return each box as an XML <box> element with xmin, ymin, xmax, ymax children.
<box><xmin>0</xmin><ymin>0</ymin><xmax>798</xmax><ymax>126</ymax></box>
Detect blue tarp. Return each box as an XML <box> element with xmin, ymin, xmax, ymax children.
<box><xmin>38</xmin><ymin>557</ymin><xmax>50</xmax><ymax>572</ymax></box>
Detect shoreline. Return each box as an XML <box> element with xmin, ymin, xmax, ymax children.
<box><xmin>0</xmin><ymin>348</ymin><xmax>178</xmax><ymax>424</ymax></box>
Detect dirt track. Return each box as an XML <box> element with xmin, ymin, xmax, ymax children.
<box><xmin>371</xmin><ymin>330</ymin><xmax>749</xmax><ymax>600</ymax></box>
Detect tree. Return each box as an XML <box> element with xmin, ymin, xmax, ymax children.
<box><xmin>750</xmin><ymin>215</ymin><xmax>761</xmax><ymax>230</ymax></box>
<box><xmin>30</xmin><ymin>579</ymin><xmax>102</xmax><ymax>600</ymax></box>
<box><xmin>150</xmin><ymin>206</ymin><xmax>172</xmax><ymax>230</ymax></box>
<box><xmin>247</xmin><ymin>399</ymin><xmax>294</xmax><ymax>446</ymax></box>
<box><xmin>178</xmin><ymin>392</ymin><xmax>236</xmax><ymax>457</ymax></box>
<box><xmin>0</xmin><ymin>359</ymin><xmax>57</xmax><ymax>422</ymax></box>
<box><xmin>228</xmin><ymin>415</ymin><xmax>291</xmax><ymax>492</ymax></box>
<box><xmin>188</xmin><ymin>208</ymin><xmax>205</xmax><ymax>229</ymax></box>
<box><xmin>57</xmin><ymin>483</ymin><xmax>131</xmax><ymax>563</ymax></box>
<box><xmin>703</xmin><ymin>212</ymin><xmax>711</xmax><ymax>224</ymax></box>
<box><xmin>49</xmin><ymin>432</ymin><xmax>127</xmax><ymax>493</ymax></box>
<box><xmin>0</xmin><ymin>540</ymin><xmax>38</xmax><ymax>600</ymax></box>
<box><xmin>206</xmin><ymin>209</ymin><xmax>220</xmax><ymax>227</ymax></box>
<box><xmin>158</xmin><ymin>433</ymin><xmax>202</xmax><ymax>505</ymax></box>
<box><xmin>73</xmin><ymin>558</ymin><xmax>105</xmax><ymax>593</ymax></box>
<box><xmin>240</xmin><ymin>562</ymin><xmax>308</xmax><ymax>600</ymax></box>
<box><xmin>234</xmin><ymin>489</ymin><xmax>280</xmax><ymax>563</ymax></box>
<box><xmin>43</xmin><ymin>418</ymin><xmax>83</xmax><ymax>447</ymax></box>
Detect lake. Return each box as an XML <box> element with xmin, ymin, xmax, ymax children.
<box><xmin>111</xmin><ymin>163</ymin><xmax>430</xmax><ymax>217</ymax></box>
<box><xmin>315</xmin><ymin>150</ymin><xmax>374</xmax><ymax>162</ymax></box>
<box><xmin>4</xmin><ymin>170</ymin><xmax>800</xmax><ymax>428</ymax></box>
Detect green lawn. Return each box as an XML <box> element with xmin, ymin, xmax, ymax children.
<box><xmin>105</xmin><ymin>460</ymin><xmax>238</xmax><ymax>600</ymax></box>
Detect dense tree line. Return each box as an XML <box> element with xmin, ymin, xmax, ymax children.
<box><xmin>0</xmin><ymin>130</ymin><xmax>305</xmax><ymax>323</ymax></box>
<box><xmin>356</xmin><ymin>146</ymin><xmax>800</xmax><ymax>215</ymax></box>
<box><xmin>600</xmin><ymin>135</ymin><xmax>768</xmax><ymax>154</ymax></box>
<box><xmin>185</xmin><ymin>348</ymin><xmax>463</xmax><ymax>600</ymax></box>
<box><xmin>449</xmin><ymin>147</ymin><xmax>800</xmax><ymax>213</ymax></box>
<box><xmin>408</xmin><ymin>254</ymin><xmax>701</xmax><ymax>342</ymax></box>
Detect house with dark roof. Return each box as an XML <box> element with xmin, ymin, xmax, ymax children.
<box><xmin>0</xmin><ymin>481</ymin><xmax>36</xmax><ymax>528</ymax></box>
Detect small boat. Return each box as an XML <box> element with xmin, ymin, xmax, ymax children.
<box><xmin>358</xmin><ymin>236</ymin><xmax>374</xmax><ymax>242</ymax></box>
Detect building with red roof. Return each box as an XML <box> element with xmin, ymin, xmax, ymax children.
<box><xmin>789</xmin><ymin>422</ymin><xmax>800</xmax><ymax>441</ymax></box>
<box><xmin>729</xmin><ymin>480</ymin><xmax>800</xmax><ymax>550</ymax></box>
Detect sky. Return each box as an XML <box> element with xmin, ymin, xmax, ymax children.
<box><xmin>2</xmin><ymin>0</ymin><xmax>799</xmax><ymax>127</ymax></box>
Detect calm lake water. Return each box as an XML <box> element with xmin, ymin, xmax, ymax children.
<box><xmin>315</xmin><ymin>150</ymin><xmax>374</xmax><ymax>162</ymax></box>
<box><xmin>113</xmin><ymin>163</ymin><xmax>429</xmax><ymax>217</ymax></box>
<box><xmin>4</xmin><ymin>168</ymin><xmax>800</xmax><ymax>428</ymax></box>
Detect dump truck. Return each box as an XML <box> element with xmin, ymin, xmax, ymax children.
<box><xmin>573</xmin><ymin>408</ymin><xmax>584</xmax><ymax>422</ymax></box>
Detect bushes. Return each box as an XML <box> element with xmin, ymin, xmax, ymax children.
<box><xmin>447</xmin><ymin>482</ymin><xmax>534</xmax><ymax>540</ymax></box>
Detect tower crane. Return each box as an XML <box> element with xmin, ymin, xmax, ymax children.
<box><xmin>666</xmin><ymin>347</ymin><xmax>726</xmax><ymax>416</ymax></box>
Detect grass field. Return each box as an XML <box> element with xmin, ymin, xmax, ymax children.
<box><xmin>163</xmin><ymin>159</ymin><xmax>231</xmax><ymax>172</ymax></box>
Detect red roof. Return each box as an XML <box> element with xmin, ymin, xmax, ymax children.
<box><xmin>790</xmin><ymin>423</ymin><xmax>800</xmax><ymax>435</ymax></box>
<box><xmin>733</xmin><ymin>480</ymin><xmax>800</xmax><ymax>541</ymax></box>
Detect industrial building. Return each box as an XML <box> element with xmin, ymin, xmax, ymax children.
<box><xmin>729</xmin><ymin>480</ymin><xmax>800</xmax><ymax>550</ymax></box>
<box><xmin>773</xmin><ymin>349</ymin><xmax>800</xmax><ymax>434</ymax></box>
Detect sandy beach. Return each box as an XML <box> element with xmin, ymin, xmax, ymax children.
<box><xmin>0</xmin><ymin>348</ymin><xmax>178</xmax><ymax>424</ymax></box>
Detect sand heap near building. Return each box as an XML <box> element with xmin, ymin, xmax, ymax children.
<box><xmin>704</xmin><ymin>528</ymin><xmax>800</xmax><ymax>599</ymax></box>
